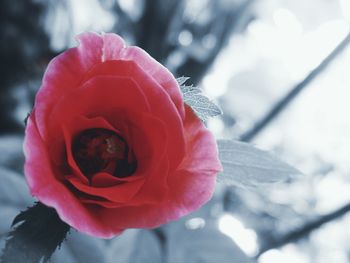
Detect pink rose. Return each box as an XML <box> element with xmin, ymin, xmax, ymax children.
<box><xmin>24</xmin><ymin>32</ymin><xmax>222</xmax><ymax>238</ymax></box>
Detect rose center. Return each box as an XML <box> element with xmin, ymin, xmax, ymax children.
<box><xmin>72</xmin><ymin>128</ymin><xmax>136</xmax><ymax>179</ymax></box>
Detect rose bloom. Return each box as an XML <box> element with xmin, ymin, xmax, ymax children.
<box><xmin>24</xmin><ymin>32</ymin><xmax>222</xmax><ymax>238</ymax></box>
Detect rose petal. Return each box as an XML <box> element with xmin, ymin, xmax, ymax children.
<box><xmin>66</xmin><ymin>175</ymin><xmax>145</xmax><ymax>203</ymax></box>
<box><xmin>91</xmin><ymin>172</ymin><xmax>134</xmax><ymax>187</ymax></box>
<box><xmin>43</xmin><ymin>75</ymin><xmax>150</xmax><ymax>156</ymax></box>
<box><xmin>35</xmin><ymin>32</ymin><xmax>104</xmax><ymax>140</ymax></box>
<box><xmin>79</xmin><ymin>198</ymin><xmax>125</xmax><ymax>209</ymax></box>
<box><xmin>99</xmin><ymin>170</ymin><xmax>216</xmax><ymax>229</ymax></box>
<box><xmin>24</xmin><ymin>113</ymin><xmax>123</xmax><ymax>238</ymax></box>
<box><xmin>96</xmin><ymin>106</ymin><xmax>221</xmax><ymax>229</ymax></box>
<box><xmin>48</xmin><ymin>76</ymin><xmax>150</xmax><ymax>136</ymax></box>
<box><xmin>81</xmin><ymin>60</ymin><xmax>186</xmax><ymax>170</ymax></box>
<box><xmin>102</xmin><ymin>33</ymin><xmax>185</xmax><ymax>119</ymax></box>
<box><xmin>178</xmin><ymin>105</ymin><xmax>223</xmax><ymax>173</ymax></box>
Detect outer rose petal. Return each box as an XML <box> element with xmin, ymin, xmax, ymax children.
<box><xmin>97</xmin><ymin>106</ymin><xmax>222</xmax><ymax>230</ymax></box>
<box><xmin>35</xmin><ymin>32</ymin><xmax>184</xmax><ymax>140</ymax></box>
<box><xmin>24</xmin><ymin>113</ymin><xmax>123</xmax><ymax>237</ymax></box>
<box><xmin>35</xmin><ymin>33</ymin><xmax>104</xmax><ymax>139</ymax></box>
<box><xmin>47</xmin><ymin>76</ymin><xmax>150</xmax><ymax>137</ymax></box>
<box><xmin>102</xmin><ymin>33</ymin><xmax>185</xmax><ymax>118</ymax></box>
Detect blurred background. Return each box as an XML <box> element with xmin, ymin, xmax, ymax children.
<box><xmin>1</xmin><ymin>0</ymin><xmax>350</xmax><ymax>262</ymax></box>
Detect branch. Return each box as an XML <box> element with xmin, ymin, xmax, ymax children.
<box><xmin>176</xmin><ymin>0</ymin><xmax>256</xmax><ymax>85</ymax></box>
<box><xmin>241</xmin><ymin>32</ymin><xmax>350</xmax><ymax>255</ymax></box>
<box><xmin>240</xmin><ymin>30</ymin><xmax>350</xmax><ymax>142</ymax></box>
<box><xmin>135</xmin><ymin>0</ymin><xmax>185</xmax><ymax>62</ymax></box>
<box><xmin>257</xmin><ymin>202</ymin><xmax>350</xmax><ymax>257</ymax></box>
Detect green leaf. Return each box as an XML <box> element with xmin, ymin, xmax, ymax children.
<box><xmin>177</xmin><ymin>77</ymin><xmax>222</xmax><ymax>121</ymax></box>
<box><xmin>1</xmin><ymin>202</ymin><xmax>70</xmax><ymax>263</ymax></box>
<box><xmin>217</xmin><ymin>140</ymin><xmax>301</xmax><ymax>188</ymax></box>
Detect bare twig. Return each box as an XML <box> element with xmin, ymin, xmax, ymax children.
<box><xmin>237</xmin><ymin>30</ymin><xmax>350</xmax><ymax>257</ymax></box>
<box><xmin>240</xmin><ymin>30</ymin><xmax>350</xmax><ymax>142</ymax></box>
<box><xmin>136</xmin><ymin>0</ymin><xmax>185</xmax><ymax>62</ymax></box>
<box><xmin>257</xmin><ymin>202</ymin><xmax>350</xmax><ymax>257</ymax></box>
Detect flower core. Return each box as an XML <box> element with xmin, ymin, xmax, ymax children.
<box><xmin>72</xmin><ymin>128</ymin><xmax>136</xmax><ymax>179</ymax></box>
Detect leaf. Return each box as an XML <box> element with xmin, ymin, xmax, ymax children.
<box><xmin>217</xmin><ymin>140</ymin><xmax>301</xmax><ymax>188</ymax></box>
<box><xmin>106</xmin><ymin>229</ymin><xmax>162</xmax><ymax>263</ymax></box>
<box><xmin>176</xmin><ymin>76</ymin><xmax>190</xmax><ymax>86</ymax></box>
<box><xmin>1</xmin><ymin>202</ymin><xmax>70</xmax><ymax>263</ymax></box>
<box><xmin>177</xmin><ymin>77</ymin><xmax>222</xmax><ymax>121</ymax></box>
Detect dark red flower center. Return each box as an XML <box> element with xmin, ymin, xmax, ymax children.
<box><xmin>72</xmin><ymin>128</ymin><xmax>136</xmax><ymax>179</ymax></box>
